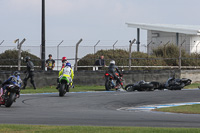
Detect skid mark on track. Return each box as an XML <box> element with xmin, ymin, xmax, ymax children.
<box><xmin>21</xmin><ymin>91</ymin><xmax>116</xmax><ymax>96</ymax></box>
<box><xmin>21</xmin><ymin>98</ymin><xmax>39</xmax><ymax>105</ymax></box>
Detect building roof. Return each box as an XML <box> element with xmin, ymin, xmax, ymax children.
<box><xmin>126</xmin><ymin>22</ymin><xmax>200</xmax><ymax>35</ymax></box>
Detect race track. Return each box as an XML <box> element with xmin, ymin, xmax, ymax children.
<box><xmin>0</xmin><ymin>89</ymin><xmax>200</xmax><ymax>127</ymax></box>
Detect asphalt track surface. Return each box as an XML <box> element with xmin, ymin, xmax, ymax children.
<box><xmin>0</xmin><ymin>89</ymin><xmax>200</xmax><ymax>127</ymax></box>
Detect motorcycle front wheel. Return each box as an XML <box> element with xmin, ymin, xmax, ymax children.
<box><xmin>5</xmin><ymin>92</ymin><xmax>16</xmax><ymax>107</ymax></box>
<box><xmin>125</xmin><ymin>85</ymin><xmax>134</xmax><ymax>92</ymax></box>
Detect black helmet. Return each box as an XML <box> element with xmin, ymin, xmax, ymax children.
<box><xmin>48</xmin><ymin>54</ymin><xmax>52</xmax><ymax>57</ymax></box>
<box><xmin>25</xmin><ymin>56</ymin><xmax>30</xmax><ymax>62</ymax></box>
<box><xmin>13</xmin><ymin>71</ymin><xmax>20</xmax><ymax>77</ymax></box>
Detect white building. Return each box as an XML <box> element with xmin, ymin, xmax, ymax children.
<box><xmin>126</xmin><ymin>22</ymin><xmax>200</xmax><ymax>54</ymax></box>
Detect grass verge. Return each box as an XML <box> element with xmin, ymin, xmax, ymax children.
<box><xmin>20</xmin><ymin>85</ymin><xmax>105</xmax><ymax>94</ymax></box>
<box><xmin>0</xmin><ymin>125</ymin><xmax>200</xmax><ymax>133</ymax></box>
<box><xmin>21</xmin><ymin>82</ymin><xmax>200</xmax><ymax>94</ymax></box>
<box><xmin>154</xmin><ymin>104</ymin><xmax>200</xmax><ymax>114</ymax></box>
<box><xmin>184</xmin><ymin>82</ymin><xmax>200</xmax><ymax>89</ymax></box>
<box><xmin>20</xmin><ymin>82</ymin><xmax>200</xmax><ymax>94</ymax></box>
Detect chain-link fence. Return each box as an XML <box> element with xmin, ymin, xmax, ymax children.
<box><xmin>1</xmin><ymin>39</ymin><xmax>200</xmax><ymax>71</ymax></box>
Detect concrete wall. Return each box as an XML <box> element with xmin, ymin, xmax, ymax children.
<box><xmin>122</xmin><ymin>69</ymin><xmax>180</xmax><ymax>85</ymax></box>
<box><xmin>0</xmin><ymin>71</ymin><xmax>58</xmax><ymax>88</ymax></box>
<box><xmin>0</xmin><ymin>70</ymin><xmax>182</xmax><ymax>88</ymax></box>
<box><xmin>181</xmin><ymin>70</ymin><xmax>200</xmax><ymax>83</ymax></box>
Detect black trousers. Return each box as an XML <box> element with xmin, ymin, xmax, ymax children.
<box><xmin>23</xmin><ymin>72</ymin><xmax>36</xmax><ymax>89</ymax></box>
<box><xmin>111</xmin><ymin>73</ymin><xmax>121</xmax><ymax>85</ymax></box>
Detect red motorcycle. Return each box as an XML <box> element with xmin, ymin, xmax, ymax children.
<box><xmin>0</xmin><ymin>84</ymin><xmax>20</xmax><ymax>107</ymax></box>
<box><xmin>104</xmin><ymin>72</ymin><xmax>124</xmax><ymax>91</ymax></box>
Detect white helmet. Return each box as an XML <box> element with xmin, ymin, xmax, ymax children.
<box><xmin>110</xmin><ymin>60</ymin><xmax>115</xmax><ymax>65</ymax></box>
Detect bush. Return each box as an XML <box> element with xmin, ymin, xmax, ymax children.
<box><xmin>148</xmin><ymin>44</ymin><xmax>200</xmax><ymax>67</ymax></box>
<box><xmin>78</xmin><ymin>44</ymin><xmax>200</xmax><ymax>70</ymax></box>
<box><xmin>0</xmin><ymin>49</ymin><xmax>41</xmax><ymax>71</ymax></box>
<box><xmin>78</xmin><ymin>49</ymin><xmax>166</xmax><ymax>70</ymax></box>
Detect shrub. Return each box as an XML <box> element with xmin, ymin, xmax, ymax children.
<box><xmin>0</xmin><ymin>49</ymin><xmax>41</xmax><ymax>71</ymax></box>
<box><xmin>78</xmin><ymin>44</ymin><xmax>200</xmax><ymax>70</ymax></box>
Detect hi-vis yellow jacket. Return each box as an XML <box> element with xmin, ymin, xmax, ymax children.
<box><xmin>59</xmin><ymin>66</ymin><xmax>74</xmax><ymax>80</ymax></box>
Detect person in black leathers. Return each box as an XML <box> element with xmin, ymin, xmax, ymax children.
<box><xmin>22</xmin><ymin>56</ymin><xmax>36</xmax><ymax>90</ymax></box>
<box><xmin>108</xmin><ymin>60</ymin><xmax>123</xmax><ymax>88</ymax></box>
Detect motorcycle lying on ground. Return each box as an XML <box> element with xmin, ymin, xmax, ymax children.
<box><xmin>58</xmin><ymin>76</ymin><xmax>71</xmax><ymax>97</ymax></box>
<box><xmin>164</xmin><ymin>77</ymin><xmax>192</xmax><ymax>90</ymax></box>
<box><xmin>125</xmin><ymin>80</ymin><xmax>160</xmax><ymax>92</ymax></box>
<box><xmin>104</xmin><ymin>72</ymin><xmax>124</xmax><ymax>91</ymax></box>
<box><xmin>0</xmin><ymin>84</ymin><xmax>20</xmax><ymax>107</ymax></box>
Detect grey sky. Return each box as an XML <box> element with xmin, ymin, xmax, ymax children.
<box><xmin>1</xmin><ymin>0</ymin><xmax>200</xmax><ymax>42</ymax></box>
<box><xmin>1</xmin><ymin>0</ymin><xmax>200</xmax><ymax>69</ymax></box>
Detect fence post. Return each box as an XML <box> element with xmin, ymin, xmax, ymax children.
<box><xmin>0</xmin><ymin>40</ymin><xmax>4</xmax><ymax>45</ymax></box>
<box><xmin>129</xmin><ymin>39</ymin><xmax>136</xmax><ymax>70</ymax></box>
<box><xmin>74</xmin><ymin>38</ymin><xmax>83</xmax><ymax>71</ymax></box>
<box><xmin>112</xmin><ymin>40</ymin><xmax>118</xmax><ymax>57</ymax></box>
<box><xmin>179</xmin><ymin>40</ymin><xmax>186</xmax><ymax>70</ymax></box>
<box><xmin>94</xmin><ymin>40</ymin><xmax>100</xmax><ymax>54</ymax></box>
<box><xmin>196</xmin><ymin>42</ymin><xmax>200</xmax><ymax>66</ymax></box>
<box><xmin>94</xmin><ymin>40</ymin><xmax>100</xmax><ymax>66</ymax></box>
<box><xmin>15</xmin><ymin>38</ymin><xmax>26</xmax><ymax>71</ymax></box>
<box><xmin>164</xmin><ymin>41</ymin><xmax>170</xmax><ymax>58</ymax></box>
<box><xmin>147</xmin><ymin>41</ymin><xmax>152</xmax><ymax>55</ymax></box>
<box><xmin>57</xmin><ymin>40</ymin><xmax>64</xmax><ymax>70</ymax></box>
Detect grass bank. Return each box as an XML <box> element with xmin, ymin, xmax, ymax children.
<box><xmin>20</xmin><ymin>82</ymin><xmax>200</xmax><ymax>94</ymax></box>
<box><xmin>20</xmin><ymin>85</ymin><xmax>105</xmax><ymax>94</ymax></box>
<box><xmin>0</xmin><ymin>125</ymin><xmax>200</xmax><ymax>133</ymax></box>
<box><xmin>154</xmin><ymin>104</ymin><xmax>200</xmax><ymax>114</ymax></box>
<box><xmin>184</xmin><ymin>82</ymin><xmax>200</xmax><ymax>89</ymax></box>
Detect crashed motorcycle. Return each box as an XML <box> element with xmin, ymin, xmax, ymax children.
<box><xmin>125</xmin><ymin>80</ymin><xmax>160</xmax><ymax>92</ymax></box>
<box><xmin>104</xmin><ymin>72</ymin><xmax>124</xmax><ymax>91</ymax></box>
<box><xmin>164</xmin><ymin>77</ymin><xmax>192</xmax><ymax>90</ymax></box>
<box><xmin>58</xmin><ymin>75</ymin><xmax>71</xmax><ymax>97</ymax></box>
<box><xmin>0</xmin><ymin>84</ymin><xmax>20</xmax><ymax>107</ymax></box>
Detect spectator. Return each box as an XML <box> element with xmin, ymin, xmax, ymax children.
<box><xmin>46</xmin><ymin>54</ymin><xmax>55</xmax><ymax>71</ymax></box>
<box><xmin>94</xmin><ymin>55</ymin><xmax>106</xmax><ymax>70</ymax></box>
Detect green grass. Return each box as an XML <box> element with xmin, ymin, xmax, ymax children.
<box><xmin>184</xmin><ymin>82</ymin><xmax>200</xmax><ymax>89</ymax></box>
<box><xmin>154</xmin><ymin>104</ymin><xmax>200</xmax><ymax>114</ymax></box>
<box><xmin>0</xmin><ymin>125</ymin><xmax>200</xmax><ymax>133</ymax></box>
<box><xmin>20</xmin><ymin>85</ymin><xmax>105</xmax><ymax>94</ymax></box>
<box><xmin>20</xmin><ymin>82</ymin><xmax>200</xmax><ymax>94</ymax></box>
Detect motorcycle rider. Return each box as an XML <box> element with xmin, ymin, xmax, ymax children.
<box><xmin>1</xmin><ymin>71</ymin><xmax>22</xmax><ymax>98</ymax></box>
<box><xmin>61</xmin><ymin>57</ymin><xmax>68</xmax><ymax>69</ymax></box>
<box><xmin>108</xmin><ymin>60</ymin><xmax>123</xmax><ymax>88</ymax></box>
<box><xmin>56</xmin><ymin>62</ymin><xmax>74</xmax><ymax>89</ymax></box>
<box><xmin>22</xmin><ymin>56</ymin><xmax>36</xmax><ymax>90</ymax></box>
